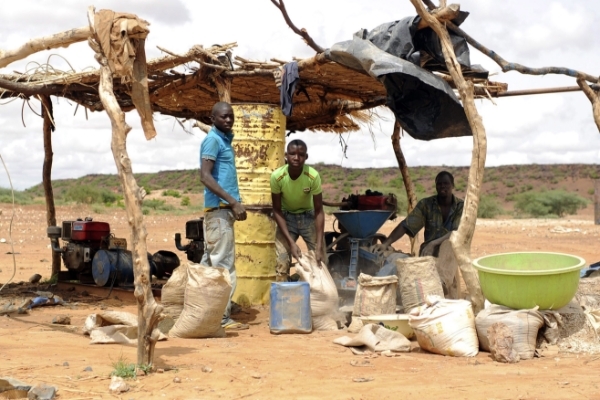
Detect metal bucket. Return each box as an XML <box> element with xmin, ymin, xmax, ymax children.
<box><xmin>231</xmin><ymin>104</ymin><xmax>285</xmax><ymax>305</ymax></box>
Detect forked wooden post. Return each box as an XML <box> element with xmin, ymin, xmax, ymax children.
<box><xmin>88</xmin><ymin>7</ymin><xmax>163</xmax><ymax>366</ymax></box>
<box><xmin>595</xmin><ymin>179</ymin><xmax>600</xmax><ymax>225</ymax></box>
<box><xmin>411</xmin><ymin>0</ymin><xmax>485</xmax><ymax>312</ymax></box>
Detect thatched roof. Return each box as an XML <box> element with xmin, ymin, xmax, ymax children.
<box><xmin>0</xmin><ymin>42</ymin><xmax>507</xmax><ymax>133</ymax></box>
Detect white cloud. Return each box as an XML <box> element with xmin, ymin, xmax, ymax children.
<box><xmin>1</xmin><ymin>0</ymin><xmax>599</xmax><ymax>190</ymax></box>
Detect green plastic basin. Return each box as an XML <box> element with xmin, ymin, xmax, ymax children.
<box><xmin>472</xmin><ymin>252</ymin><xmax>585</xmax><ymax>310</ymax></box>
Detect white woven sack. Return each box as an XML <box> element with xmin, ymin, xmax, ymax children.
<box><xmin>396</xmin><ymin>256</ymin><xmax>444</xmax><ymax>313</ymax></box>
<box><xmin>296</xmin><ymin>250</ymin><xmax>340</xmax><ymax>330</ymax></box>
<box><xmin>169</xmin><ymin>263</ymin><xmax>231</xmax><ymax>338</ymax></box>
<box><xmin>161</xmin><ymin>263</ymin><xmax>188</xmax><ymax>320</ymax></box>
<box><xmin>409</xmin><ymin>295</ymin><xmax>479</xmax><ymax>357</ymax></box>
<box><xmin>475</xmin><ymin>304</ymin><xmax>544</xmax><ymax>360</ymax></box>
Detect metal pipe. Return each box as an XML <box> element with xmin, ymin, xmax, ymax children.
<box><xmin>174</xmin><ymin>233</ymin><xmax>190</xmax><ymax>251</ymax></box>
<box><xmin>49</xmin><ymin>238</ymin><xmax>64</xmax><ymax>254</ymax></box>
<box><xmin>496</xmin><ymin>84</ymin><xmax>600</xmax><ymax>98</ymax></box>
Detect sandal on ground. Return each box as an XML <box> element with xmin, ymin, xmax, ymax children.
<box><xmin>223</xmin><ymin>320</ymin><xmax>249</xmax><ymax>330</ymax></box>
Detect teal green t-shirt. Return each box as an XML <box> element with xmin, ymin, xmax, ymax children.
<box><xmin>270</xmin><ymin>165</ymin><xmax>322</xmax><ymax>213</ymax></box>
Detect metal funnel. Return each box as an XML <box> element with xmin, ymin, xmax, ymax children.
<box><xmin>333</xmin><ymin>210</ymin><xmax>393</xmax><ymax>239</ymax></box>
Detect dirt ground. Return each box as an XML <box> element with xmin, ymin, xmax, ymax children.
<box><xmin>1</xmin><ymin>204</ymin><xmax>600</xmax><ymax>400</ymax></box>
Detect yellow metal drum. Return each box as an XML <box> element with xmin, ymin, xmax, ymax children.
<box><xmin>231</xmin><ymin>104</ymin><xmax>285</xmax><ymax>305</ymax></box>
<box><xmin>233</xmin><ymin>211</ymin><xmax>278</xmax><ymax>306</ymax></box>
<box><xmin>231</xmin><ymin>104</ymin><xmax>286</xmax><ymax>206</ymax></box>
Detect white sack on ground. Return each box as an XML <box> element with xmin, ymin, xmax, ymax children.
<box><xmin>333</xmin><ymin>323</ymin><xmax>411</xmax><ymax>354</ymax></box>
<box><xmin>169</xmin><ymin>263</ymin><xmax>231</xmax><ymax>339</ymax></box>
<box><xmin>409</xmin><ymin>295</ymin><xmax>478</xmax><ymax>357</ymax></box>
<box><xmin>348</xmin><ymin>273</ymin><xmax>398</xmax><ymax>332</ymax></box>
<box><xmin>296</xmin><ymin>250</ymin><xmax>341</xmax><ymax>330</ymax></box>
<box><xmin>161</xmin><ymin>263</ymin><xmax>188</xmax><ymax>320</ymax></box>
<box><xmin>396</xmin><ymin>256</ymin><xmax>445</xmax><ymax>313</ymax></box>
<box><xmin>83</xmin><ymin>311</ymin><xmax>167</xmax><ymax>345</ymax></box>
<box><xmin>475</xmin><ymin>304</ymin><xmax>543</xmax><ymax>360</ymax></box>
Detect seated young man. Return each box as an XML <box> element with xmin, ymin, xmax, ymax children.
<box><xmin>270</xmin><ymin>139</ymin><xmax>325</xmax><ymax>281</ymax></box>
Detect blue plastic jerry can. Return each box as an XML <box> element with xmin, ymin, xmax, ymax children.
<box><xmin>269</xmin><ymin>282</ymin><xmax>312</xmax><ymax>334</ymax></box>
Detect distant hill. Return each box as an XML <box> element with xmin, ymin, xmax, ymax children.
<box><xmin>23</xmin><ymin>164</ymin><xmax>600</xmax><ymax>213</ymax></box>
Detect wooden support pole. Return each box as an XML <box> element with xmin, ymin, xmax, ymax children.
<box><xmin>213</xmin><ymin>75</ymin><xmax>232</xmax><ymax>103</ymax></box>
<box><xmin>391</xmin><ymin>120</ymin><xmax>420</xmax><ymax>256</ymax></box>
<box><xmin>98</xmin><ymin>64</ymin><xmax>164</xmax><ymax>366</ymax></box>
<box><xmin>411</xmin><ymin>0</ymin><xmax>485</xmax><ymax>313</ymax></box>
<box><xmin>40</xmin><ymin>95</ymin><xmax>61</xmax><ymax>278</ymax></box>
<box><xmin>88</xmin><ymin>7</ymin><xmax>163</xmax><ymax>367</ymax></box>
<box><xmin>595</xmin><ymin>179</ymin><xmax>600</xmax><ymax>225</ymax></box>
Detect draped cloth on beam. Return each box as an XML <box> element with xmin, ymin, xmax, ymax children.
<box><xmin>94</xmin><ymin>10</ymin><xmax>156</xmax><ymax>140</ymax></box>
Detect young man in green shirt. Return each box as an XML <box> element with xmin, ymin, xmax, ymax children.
<box><xmin>270</xmin><ymin>139</ymin><xmax>325</xmax><ymax>282</ymax></box>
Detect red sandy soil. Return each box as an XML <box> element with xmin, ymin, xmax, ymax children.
<box><xmin>0</xmin><ymin>204</ymin><xmax>599</xmax><ymax>399</ymax></box>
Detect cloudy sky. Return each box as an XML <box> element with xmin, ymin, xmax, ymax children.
<box><xmin>0</xmin><ymin>0</ymin><xmax>599</xmax><ymax>190</ymax></box>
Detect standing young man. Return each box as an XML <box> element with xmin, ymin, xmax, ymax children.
<box><xmin>200</xmin><ymin>101</ymin><xmax>248</xmax><ymax>330</ymax></box>
<box><xmin>270</xmin><ymin>139</ymin><xmax>325</xmax><ymax>281</ymax></box>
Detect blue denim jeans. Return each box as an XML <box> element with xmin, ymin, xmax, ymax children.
<box><xmin>201</xmin><ymin>209</ymin><xmax>236</xmax><ymax>325</ymax></box>
<box><xmin>275</xmin><ymin>210</ymin><xmax>325</xmax><ymax>279</ymax></box>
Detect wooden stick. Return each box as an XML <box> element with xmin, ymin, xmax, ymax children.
<box><xmin>576</xmin><ymin>76</ymin><xmax>600</xmax><ymax>132</ymax></box>
<box><xmin>193</xmin><ymin>120</ymin><xmax>211</xmax><ymax>133</ymax></box>
<box><xmin>89</xmin><ymin>6</ymin><xmax>164</xmax><ymax>367</ymax></box>
<box><xmin>40</xmin><ymin>94</ymin><xmax>61</xmax><ymax>277</ymax></box>
<box><xmin>270</xmin><ymin>0</ymin><xmax>324</xmax><ymax>53</ymax></box>
<box><xmin>416</xmin><ymin>4</ymin><xmax>460</xmax><ymax>30</ymax></box>
<box><xmin>411</xmin><ymin>0</ymin><xmax>485</xmax><ymax>312</ymax></box>
<box><xmin>0</xmin><ymin>26</ymin><xmax>91</xmax><ymax>68</ymax></box>
<box><xmin>446</xmin><ymin>21</ymin><xmax>599</xmax><ymax>84</ymax></box>
<box><xmin>391</xmin><ymin>120</ymin><xmax>420</xmax><ymax>256</ymax></box>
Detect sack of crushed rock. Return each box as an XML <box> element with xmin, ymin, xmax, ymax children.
<box><xmin>348</xmin><ymin>273</ymin><xmax>398</xmax><ymax>333</ymax></box>
<box><xmin>161</xmin><ymin>263</ymin><xmax>188</xmax><ymax>320</ymax></box>
<box><xmin>409</xmin><ymin>295</ymin><xmax>478</xmax><ymax>357</ymax></box>
<box><xmin>396</xmin><ymin>256</ymin><xmax>445</xmax><ymax>313</ymax></box>
<box><xmin>296</xmin><ymin>250</ymin><xmax>341</xmax><ymax>330</ymax></box>
<box><xmin>475</xmin><ymin>304</ymin><xmax>543</xmax><ymax>360</ymax></box>
<box><xmin>169</xmin><ymin>263</ymin><xmax>231</xmax><ymax>339</ymax></box>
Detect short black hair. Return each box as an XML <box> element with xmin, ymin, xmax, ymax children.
<box><xmin>211</xmin><ymin>101</ymin><xmax>232</xmax><ymax>115</ymax></box>
<box><xmin>287</xmin><ymin>139</ymin><xmax>307</xmax><ymax>151</ymax></box>
<box><xmin>435</xmin><ymin>170</ymin><xmax>454</xmax><ymax>185</ymax></box>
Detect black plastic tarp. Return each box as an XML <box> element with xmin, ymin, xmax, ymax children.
<box><xmin>326</xmin><ymin>13</ymin><xmax>488</xmax><ymax>141</ymax></box>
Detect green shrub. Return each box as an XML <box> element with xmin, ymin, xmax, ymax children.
<box><xmin>366</xmin><ymin>172</ymin><xmax>382</xmax><ymax>188</ymax></box>
<box><xmin>505</xmin><ymin>181</ymin><xmax>515</xmax><ymax>188</ymax></box>
<box><xmin>162</xmin><ymin>189</ymin><xmax>181</xmax><ymax>198</ymax></box>
<box><xmin>143</xmin><ymin>199</ymin><xmax>175</xmax><ymax>211</ymax></box>
<box><xmin>514</xmin><ymin>190</ymin><xmax>588</xmax><ymax>218</ymax></box>
<box><xmin>478</xmin><ymin>195</ymin><xmax>503</xmax><ymax>219</ymax></box>
<box><xmin>454</xmin><ymin>178</ymin><xmax>466</xmax><ymax>192</ymax></box>
<box><xmin>0</xmin><ymin>188</ymin><xmax>36</xmax><ymax>205</ymax></box>
<box><xmin>63</xmin><ymin>185</ymin><xmax>119</xmax><ymax>205</ymax></box>
<box><xmin>181</xmin><ymin>196</ymin><xmax>191</xmax><ymax>206</ymax></box>
<box><xmin>520</xmin><ymin>184</ymin><xmax>533</xmax><ymax>193</ymax></box>
<box><xmin>389</xmin><ymin>176</ymin><xmax>404</xmax><ymax>188</ymax></box>
<box><xmin>589</xmin><ymin>188</ymin><xmax>596</xmax><ymax>196</ymax></box>
<box><xmin>110</xmin><ymin>355</ymin><xmax>141</xmax><ymax>379</ymax></box>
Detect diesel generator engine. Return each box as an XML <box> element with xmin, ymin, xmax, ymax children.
<box><xmin>47</xmin><ymin>217</ymin><xmax>126</xmax><ymax>281</ymax></box>
<box><xmin>175</xmin><ymin>218</ymin><xmax>205</xmax><ymax>263</ymax></box>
